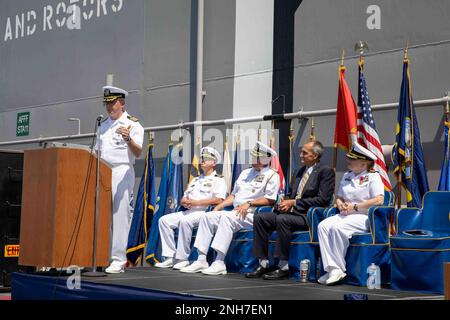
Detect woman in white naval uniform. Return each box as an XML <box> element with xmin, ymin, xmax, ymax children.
<box><xmin>154</xmin><ymin>147</ymin><xmax>227</xmax><ymax>270</ymax></box>
<box><xmin>97</xmin><ymin>86</ymin><xmax>144</xmax><ymax>274</ymax></box>
<box><xmin>180</xmin><ymin>141</ymin><xmax>280</xmax><ymax>275</ymax></box>
<box><xmin>317</xmin><ymin>142</ymin><xmax>384</xmax><ymax>285</ymax></box>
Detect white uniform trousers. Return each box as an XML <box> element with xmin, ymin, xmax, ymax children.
<box><xmin>317</xmin><ymin>213</ymin><xmax>369</xmax><ymax>272</ymax></box>
<box><xmin>158</xmin><ymin>209</ymin><xmax>207</xmax><ymax>260</ymax></box>
<box><xmin>110</xmin><ymin>164</ymin><xmax>135</xmax><ymax>267</ymax></box>
<box><xmin>194</xmin><ymin>210</ymin><xmax>254</xmax><ymax>256</ymax></box>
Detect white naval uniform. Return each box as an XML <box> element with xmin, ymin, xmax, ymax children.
<box><xmin>194</xmin><ymin>166</ymin><xmax>280</xmax><ymax>256</ymax></box>
<box><xmin>158</xmin><ymin>171</ymin><xmax>227</xmax><ymax>260</ymax></box>
<box><xmin>318</xmin><ymin>170</ymin><xmax>384</xmax><ymax>272</ymax></box>
<box><xmin>97</xmin><ymin>111</ymin><xmax>144</xmax><ymax>267</ymax></box>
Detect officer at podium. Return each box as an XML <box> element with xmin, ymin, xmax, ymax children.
<box><xmin>97</xmin><ymin>86</ymin><xmax>144</xmax><ymax>274</ymax></box>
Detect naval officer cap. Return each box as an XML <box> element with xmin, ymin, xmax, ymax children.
<box><xmin>103</xmin><ymin>85</ymin><xmax>128</xmax><ymax>102</ymax></box>
<box><xmin>201</xmin><ymin>146</ymin><xmax>221</xmax><ymax>163</ymax></box>
<box><xmin>250</xmin><ymin>141</ymin><xmax>277</xmax><ymax>158</ymax></box>
<box><xmin>346</xmin><ymin>142</ymin><xmax>377</xmax><ymax>161</ymax></box>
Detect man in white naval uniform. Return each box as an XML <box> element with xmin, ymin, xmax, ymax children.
<box><xmin>97</xmin><ymin>85</ymin><xmax>144</xmax><ymax>274</ymax></box>
<box><xmin>180</xmin><ymin>141</ymin><xmax>280</xmax><ymax>275</ymax></box>
<box><xmin>154</xmin><ymin>147</ymin><xmax>227</xmax><ymax>270</ymax></box>
<box><xmin>317</xmin><ymin>142</ymin><xmax>385</xmax><ymax>285</ymax></box>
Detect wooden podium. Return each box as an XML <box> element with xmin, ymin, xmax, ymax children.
<box><xmin>19</xmin><ymin>147</ymin><xmax>111</xmax><ymax>268</ymax></box>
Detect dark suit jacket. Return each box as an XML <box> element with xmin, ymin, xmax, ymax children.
<box><xmin>285</xmin><ymin>162</ymin><xmax>335</xmax><ymax>216</ymax></box>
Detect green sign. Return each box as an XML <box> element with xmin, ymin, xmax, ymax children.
<box><xmin>16</xmin><ymin>112</ymin><xmax>30</xmax><ymax>137</ymax></box>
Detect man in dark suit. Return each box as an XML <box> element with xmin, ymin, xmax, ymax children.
<box><xmin>246</xmin><ymin>140</ymin><xmax>335</xmax><ymax>280</ymax></box>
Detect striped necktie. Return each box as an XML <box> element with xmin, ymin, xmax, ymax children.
<box><xmin>296</xmin><ymin>170</ymin><xmax>311</xmax><ymax>199</ymax></box>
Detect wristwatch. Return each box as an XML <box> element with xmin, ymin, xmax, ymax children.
<box><xmin>124</xmin><ymin>136</ymin><xmax>132</xmax><ymax>143</ymax></box>
<box><xmin>246</xmin><ymin>200</ymin><xmax>253</xmax><ymax>207</ymax></box>
<box><xmin>353</xmin><ymin>203</ymin><xmax>359</xmax><ymax>211</ymax></box>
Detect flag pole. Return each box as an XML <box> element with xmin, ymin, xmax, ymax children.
<box><xmin>289</xmin><ymin>120</ymin><xmax>294</xmax><ymax>187</ymax></box>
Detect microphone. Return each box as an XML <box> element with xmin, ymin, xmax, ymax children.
<box><xmin>96</xmin><ymin>114</ymin><xmax>104</xmax><ymax>122</ymax></box>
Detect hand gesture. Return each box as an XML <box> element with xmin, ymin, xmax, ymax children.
<box><xmin>118</xmin><ymin>125</ymin><xmax>132</xmax><ymax>142</ymax></box>
<box><xmin>277</xmin><ymin>199</ymin><xmax>294</xmax><ymax>213</ymax></box>
<box><xmin>235</xmin><ymin>202</ymin><xmax>250</xmax><ymax>220</ymax></box>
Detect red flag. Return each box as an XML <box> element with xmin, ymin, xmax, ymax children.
<box><xmin>356</xmin><ymin>60</ymin><xmax>392</xmax><ymax>191</ymax></box>
<box><xmin>334</xmin><ymin>65</ymin><xmax>358</xmax><ymax>152</ymax></box>
<box><xmin>270</xmin><ymin>134</ymin><xmax>285</xmax><ymax>192</ymax></box>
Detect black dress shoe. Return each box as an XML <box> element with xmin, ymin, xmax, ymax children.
<box><xmin>245</xmin><ymin>266</ymin><xmax>272</xmax><ymax>278</ymax></box>
<box><xmin>263</xmin><ymin>268</ymin><xmax>289</xmax><ymax>280</ymax></box>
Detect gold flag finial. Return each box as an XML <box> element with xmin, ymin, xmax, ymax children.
<box><xmin>236</xmin><ymin>125</ymin><xmax>241</xmax><ymax>144</ymax></box>
<box><xmin>148</xmin><ymin>131</ymin><xmax>154</xmax><ymax>143</ymax></box>
<box><xmin>340</xmin><ymin>48</ymin><xmax>345</xmax><ymax>67</ymax></box>
<box><xmin>309</xmin><ymin>117</ymin><xmax>316</xmax><ymax>141</ymax></box>
<box><xmin>257</xmin><ymin>123</ymin><xmax>262</xmax><ymax>141</ymax></box>
<box><xmin>404</xmin><ymin>40</ymin><xmax>410</xmax><ymax>60</ymax></box>
<box><xmin>355</xmin><ymin>41</ymin><xmax>369</xmax><ymax>66</ymax></box>
<box><xmin>445</xmin><ymin>91</ymin><xmax>450</xmax><ymax>117</ymax></box>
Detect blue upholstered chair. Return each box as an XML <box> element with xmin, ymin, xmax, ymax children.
<box><xmin>225</xmin><ymin>206</ymin><xmax>272</xmax><ymax>274</ymax></box>
<box><xmin>390</xmin><ymin>191</ymin><xmax>450</xmax><ymax>294</ymax></box>
<box><xmin>323</xmin><ymin>190</ymin><xmax>395</xmax><ymax>286</ymax></box>
<box><xmin>188</xmin><ymin>205</ymin><xmax>266</xmax><ymax>273</ymax></box>
<box><xmin>265</xmin><ymin>206</ymin><xmax>328</xmax><ymax>281</ymax></box>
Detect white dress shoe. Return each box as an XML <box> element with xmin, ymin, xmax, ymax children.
<box><xmin>325</xmin><ymin>268</ymin><xmax>346</xmax><ymax>285</ymax></box>
<box><xmin>173</xmin><ymin>260</ymin><xmax>190</xmax><ymax>270</ymax></box>
<box><xmin>317</xmin><ymin>272</ymin><xmax>329</xmax><ymax>284</ymax></box>
<box><xmin>180</xmin><ymin>261</ymin><xmax>209</xmax><ymax>273</ymax></box>
<box><xmin>154</xmin><ymin>258</ymin><xmax>174</xmax><ymax>268</ymax></box>
<box><xmin>201</xmin><ymin>261</ymin><xmax>227</xmax><ymax>275</ymax></box>
<box><xmin>105</xmin><ymin>264</ymin><xmax>125</xmax><ymax>274</ymax></box>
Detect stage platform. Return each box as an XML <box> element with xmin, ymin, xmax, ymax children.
<box><xmin>10</xmin><ymin>267</ymin><xmax>444</xmax><ymax>300</ymax></box>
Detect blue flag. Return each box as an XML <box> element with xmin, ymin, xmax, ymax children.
<box><xmin>231</xmin><ymin>139</ymin><xmax>243</xmax><ymax>189</ymax></box>
<box><xmin>438</xmin><ymin>120</ymin><xmax>450</xmax><ymax>190</ymax></box>
<box><xmin>126</xmin><ymin>144</ymin><xmax>156</xmax><ymax>265</ymax></box>
<box><xmin>145</xmin><ymin>144</ymin><xmax>184</xmax><ymax>264</ymax></box>
<box><xmin>392</xmin><ymin>57</ymin><xmax>429</xmax><ymax>207</ymax></box>
<box><xmin>145</xmin><ymin>144</ymin><xmax>174</xmax><ymax>265</ymax></box>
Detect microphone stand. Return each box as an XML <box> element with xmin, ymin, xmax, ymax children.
<box><xmin>83</xmin><ymin>117</ymin><xmax>106</xmax><ymax>277</ymax></box>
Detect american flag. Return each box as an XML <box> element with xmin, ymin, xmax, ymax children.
<box><xmin>357</xmin><ymin>61</ymin><xmax>392</xmax><ymax>190</ymax></box>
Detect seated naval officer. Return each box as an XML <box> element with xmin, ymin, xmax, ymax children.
<box><xmin>246</xmin><ymin>140</ymin><xmax>335</xmax><ymax>280</ymax></box>
<box><xmin>97</xmin><ymin>85</ymin><xmax>144</xmax><ymax>274</ymax></box>
<box><xmin>317</xmin><ymin>142</ymin><xmax>384</xmax><ymax>285</ymax></box>
<box><xmin>154</xmin><ymin>147</ymin><xmax>227</xmax><ymax>270</ymax></box>
<box><xmin>180</xmin><ymin>141</ymin><xmax>280</xmax><ymax>275</ymax></box>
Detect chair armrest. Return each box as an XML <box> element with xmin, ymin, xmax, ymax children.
<box><xmin>394</xmin><ymin>207</ymin><xmax>423</xmax><ymax>234</ymax></box>
<box><xmin>368</xmin><ymin>206</ymin><xmax>394</xmax><ymax>243</ymax></box>
<box><xmin>324</xmin><ymin>206</ymin><xmax>338</xmax><ymax>218</ymax></box>
<box><xmin>255</xmin><ymin>206</ymin><xmax>274</xmax><ymax>214</ymax></box>
<box><xmin>307</xmin><ymin>207</ymin><xmax>326</xmax><ymax>242</ymax></box>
